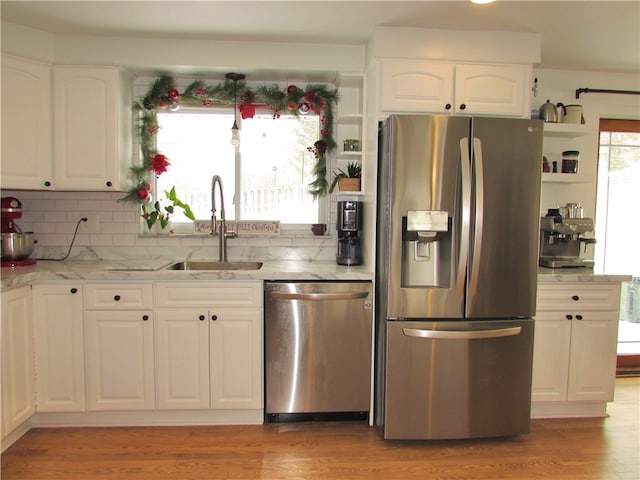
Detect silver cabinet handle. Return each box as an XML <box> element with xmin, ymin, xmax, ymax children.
<box><xmin>271</xmin><ymin>291</ymin><xmax>369</xmax><ymax>301</ymax></box>
<box><xmin>457</xmin><ymin>138</ymin><xmax>472</xmax><ymax>298</ymax></box>
<box><xmin>402</xmin><ymin>326</ymin><xmax>522</xmax><ymax>340</ymax></box>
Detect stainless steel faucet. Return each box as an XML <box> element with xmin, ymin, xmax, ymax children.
<box><xmin>211</xmin><ymin>175</ymin><xmax>236</xmax><ymax>262</ymax></box>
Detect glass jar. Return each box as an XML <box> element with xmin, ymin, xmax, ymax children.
<box><xmin>561</xmin><ymin>150</ymin><xmax>579</xmax><ymax>174</ymax></box>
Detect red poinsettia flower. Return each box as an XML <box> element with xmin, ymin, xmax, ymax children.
<box><xmin>150</xmin><ymin>154</ymin><xmax>170</xmax><ymax>176</ymax></box>
<box><xmin>239</xmin><ymin>104</ymin><xmax>256</xmax><ymax>119</ymax></box>
<box><xmin>201</xmin><ymin>99</ymin><xmax>212</xmax><ymax>107</ymax></box>
<box><xmin>197</xmin><ymin>88</ymin><xmax>206</xmax><ymax>96</ymax></box>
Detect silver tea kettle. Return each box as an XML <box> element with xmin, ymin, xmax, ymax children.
<box><xmin>539</xmin><ymin>100</ymin><xmax>558</xmax><ymax>123</ymax></box>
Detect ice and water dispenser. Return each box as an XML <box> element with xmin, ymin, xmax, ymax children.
<box><xmin>401</xmin><ymin>210</ymin><xmax>452</xmax><ymax>287</ymax></box>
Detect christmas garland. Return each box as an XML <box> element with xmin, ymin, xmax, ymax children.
<box><xmin>121</xmin><ymin>75</ymin><xmax>339</xmax><ymax>229</ymax></box>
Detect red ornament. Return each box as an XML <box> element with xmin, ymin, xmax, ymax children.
<box><xmin>197</xmin><ymin>88</ymin><xmax>206</xmax><ymax>96</ymax></box>
<box><xmin>286</xmin><ymin>101</ymin><xmax>297</xmax><ymax>111</ymax></box>
<box><xmin>168</xmin><ymin>89</ymin><xmax>179</xmax><ymax>101</ymax></box>
<box><xmin>137</xmin><ymin>189</ymin><xmax>151</xmax><ymax>202</ymax></box>
<box><xmin>149</xmin><ymin>125</ymin><xmax>158</xmax><ymax>134</ymax></box>
<box><xmin>239</xmin><ymin>104</ymin><xmax>256</xmax><ymax>119</ymax></box>
<box><xmin>150</xmin><ymin>154</ymin><xmax>170</xmax><ymax>176</ymax></box>
<box><xmin>287</xmin><ymin>85</ymin><xmax>297</xmax><ymax>94</ymax></box>
<box><xmin>318</xmin><ymin>99</ymin><xmax>327</xmax><ymax>109</ymax></box>
<box><xmin>201</xmin><ymin>99</ymin><xmax>212</xmax><ymax>107</ymax></box>
<box><xmin>304</xmin><ymin>92</ymin><xmax>316</xmax><ymax>102</ymax></box>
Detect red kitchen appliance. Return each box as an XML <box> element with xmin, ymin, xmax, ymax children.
<box><xmin>1</xmin><ymin>197</ymin><xmax>36</xmax><ymax>267</ymax></box>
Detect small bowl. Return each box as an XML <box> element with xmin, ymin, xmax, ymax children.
<box><xmin>311</xmin><ymin>223</ymin><xmax>327</xmax><ymax>236</ymax></box>
<box><xmin>1</xmin><ymin>232</ymin><xmax>35</xmax><ymax>261</ymax></box>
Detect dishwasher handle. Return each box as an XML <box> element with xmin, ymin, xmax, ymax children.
<box><xmin>402</xmin><ymin>326</ymin><xmax>522</xmax><ymax>340</ymax></box>
<box><xmin>270</xmin><ymin>291</ymin><xmax>369</xmax><ymax>301</ymax></box>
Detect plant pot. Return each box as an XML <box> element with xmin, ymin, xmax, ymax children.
<box><xmin>339</xmin><ymin>178</ymin><xmax>361</xmax><ymax>192</ymax></box>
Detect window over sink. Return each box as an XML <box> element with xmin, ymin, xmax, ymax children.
<box><xmin>155</xmin><ymin>107</ymin><xmax>323</xmax><ymax>227</ymax></box>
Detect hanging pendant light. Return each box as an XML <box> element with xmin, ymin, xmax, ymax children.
<box><xmin>226</xmin><ymin>72</ymin><xmax>245</xmax><ymax>151</ymax></box>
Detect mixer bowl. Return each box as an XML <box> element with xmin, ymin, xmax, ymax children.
<box><xmin>1</xmin><ymin>232</ymin><xmax>35</xmax><ymax>261</ymax></box>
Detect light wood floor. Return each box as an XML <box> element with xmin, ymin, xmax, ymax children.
<box><xmin>2</xmin><ymin>378</ymin><xmax>638</xmax><ymax>480</ymax></box>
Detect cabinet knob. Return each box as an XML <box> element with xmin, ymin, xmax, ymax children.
<box><xmin>106</xmin><ymin>181</ymin><xmax>113</xmax><ymax>187</ymax></box>
<box><xmin>459</xmin><ymin>104</ymin><xmax>467</xmax><ymax>110</ymax></box>
<box><xmin>575</xmin><ymin>314</ymin><xmax>583</xmax><ymax>320</ymax></box>
<box><xmin>571</xmin><ymin>295</ymin><xmax>580</xmax><ymax>301</ymax></box>
<box><xmin>44</xmin><ymin>181</ymin><xmax>52</xmax><ymax>187</ymax></box>
<box><xmin>70</xmin><ymin>288</ymin><xmax>78</xmax><ymax>294</ymax></box>
<box><xmin>142</xmin><ymin>315</ymin><xmax>149</xmax><ymax>321</ymax></box>
<box><xmin>211</xmin><ymin>315</ymin><xmax>218</xmax><ymax>321</ymax></box>
<box><xmin>199</xmin><ymin>315</ymin><xmax>205</xmax><ymax>321</ymax></box>
<box><xmin>114</xmin><ymin>295</ymin><xmax>121</xmax><ymax>301</ymax></box>
<box><xmin>565</xmin><ymin>314</ymin><xmax>573</xmax><ymax>320</ymax></box>
<box><xmin>445</xmin><ymin>103</ymin><xmax>452</xmax><ymax>110</ymax></box>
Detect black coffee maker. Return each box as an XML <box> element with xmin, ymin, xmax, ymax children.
<box><xmin>336</xmin><ymin>201</ymin><xmax>363</xmax><ymax>266</ymax></box>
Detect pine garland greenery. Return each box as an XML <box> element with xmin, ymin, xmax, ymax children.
<box><xmin>120</xmin><ymin>74</ymin><xmax>339</xmax><ymax>222</ymax></box>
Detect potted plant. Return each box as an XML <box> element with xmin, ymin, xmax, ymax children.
<box><xmin>329</xmin><ymin>161</ymin><xmax>362</xmax><ymax>193</ymax></box>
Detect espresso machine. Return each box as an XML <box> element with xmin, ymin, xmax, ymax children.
<box><xmin>336</xmin><ymin>201</ymin><xmax>362</xmax><ymax>266</ymax></box>
<box><xmin>539</xmin><ymin>205</ymin><xmax>596</xmax><ymax>268</ymax></box>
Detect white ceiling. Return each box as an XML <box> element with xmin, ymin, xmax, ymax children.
<box><xmin>1</xmin><ymin>1</ymin><xmax>639</xmax><ymax>74</ymax></box>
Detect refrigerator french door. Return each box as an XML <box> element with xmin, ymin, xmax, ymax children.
<box><xmin>375</xmin><ymin>115</ymin><xmax>543</xmax><ymax>439</ymax></box>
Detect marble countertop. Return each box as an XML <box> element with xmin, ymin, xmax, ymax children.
<box><xmin>0</xmin><ymin>258</ymin><xmax>374</xmax><ymax>289</ymax></box>
<box><xmin>537</xmin><ymin>266</ymin><xmax>632</xmax><ymax>283</ymax></box>
<box><xmin>1</xmin><ymin>260</ymin><xmax>632</xmax><ymax>290</ymax></box>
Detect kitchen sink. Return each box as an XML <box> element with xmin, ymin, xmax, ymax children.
<box><xmin>164</xmin><ymin>261</ymin><xmax>263</xmax><ymax>271</ymax></box>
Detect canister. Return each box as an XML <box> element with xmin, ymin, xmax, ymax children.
<box><xmin>561</xmin><ymin>150</ymin><xmax>579</xmax><ymax>174</ymax></box>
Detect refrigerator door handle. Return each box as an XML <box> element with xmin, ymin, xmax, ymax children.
<box><xmin>270</xmin><ymin>291</ymin><xmax>370</xmax><ymax>301</ymax></box>
<box><xmin>469</xmin><ymin>137</ymin><xmax>485</xmax><ymax>298</ymax></box>
<box><xmin>457</xmin><ymin>138</ymin><xmax>472</xmax><ymax>297</ymax></box>
<box><xmin>402</xmin><ymin>326</ymin><xmax>522</xmax><ymax>340</ymax></box>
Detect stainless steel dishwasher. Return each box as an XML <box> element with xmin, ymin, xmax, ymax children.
<box><xmin>264</xmin><ymin>281</ymin><xmax>373</xmax><ymax>421</ymax></box>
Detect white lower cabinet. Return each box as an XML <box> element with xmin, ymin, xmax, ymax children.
<box><xmin>154</xmin><ymin>281</ymin><xmax>263</xmax><ymax>411</ymax></box>
<box><xmin>84</xmin><ymin>283</ymin><xmax>155</xmax><ymax>410</ymax></box>
<box><xmin>532</xmin><ymin>282</ymin><xmax>621</xmax><ymax>417</ymax></box>
<box><xmin>33</xmin><ymin>284</ymin><xmax>85</xmax><ymax>412</ymax></box>
<box><xmin>1</xmin><ymin>286</ymin><xmax>35</xmax><ymax>444</ymax></box>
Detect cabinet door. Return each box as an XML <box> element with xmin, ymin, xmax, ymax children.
<box><xmin>531</xmin><ymin>312</ymin><xmax>572</xmax><ymax>402</ymax></box>
<box><xmin>454</xmin><ymin>63</ymin><xmax>529</xmax><ymax>117</ymax></box>
<box><xmin>33</xmin><ymin>285</ymin><xmax>85</xmax><ymax>412</ymax></box>
<box><xmin>85</xmin><ymin>310</ymin><xmax>155</xmax><ymax>410</ymax></box>
<box><xmin>1</xmin><ymin>286</ymin><xmax>35</xmax><ymax>436</ymax></box>
<box><xmin>210</xmin><ymin>309</ymin><xmax>263</xmax><ymax>409</ymax></box>
<box><xmin>567</xmin><ymin>311</ymin><xmax>619</xmax><ymax>402</ymax></box>
<box><xmin>380</xmin><ymin>60</ymin><xmax>454</xmax><ymax>113</ymax></box>
<box><xmin>0</xmin><ymin>55</ymin><xmax>53</xmax><ymax>190</ymax></box>
<box><xmin>53</xmin><ymin>66</ymin><xmax>131</xmax><ymax>191</ymax></box>
<box><xmin>155</xmin><ymin>310</ymin><xmax>210</xmax><ymax>409</ymax></box>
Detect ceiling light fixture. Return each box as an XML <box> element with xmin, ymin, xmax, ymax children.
<box><xmin>470</xmin><ymin>0</ymin><xmax>495</xmax><ymax>4</ymax></box>
<box><xmin>226</xmin><ymin>72</ymin><xmax>245</xmax><ymax>151</ymax></box>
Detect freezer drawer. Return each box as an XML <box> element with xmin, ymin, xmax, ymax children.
<box><xmin>265</xmin><ymin>281</ymin><xmax>373</xmax><ymax>420</ymax></box>
<box><xmin>382</xmin><ymin>319</ymin><xmax>534</xmax><ymax>440</ymax></box>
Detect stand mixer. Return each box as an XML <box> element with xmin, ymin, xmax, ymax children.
<box><xmin>539</xmin><ymin>206</ymin><xmax>596</xmax><ymax>268</ymax></box>
<box><xmin>1</xmin><ymin>197</ymin><xmax>36</xmax><ymax>267</ymax></box>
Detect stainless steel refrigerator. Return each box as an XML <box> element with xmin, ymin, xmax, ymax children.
<box><xmin>375</xmin><ymin>114</ymin><xmax>543</xmax><ymax>440</ymax></box>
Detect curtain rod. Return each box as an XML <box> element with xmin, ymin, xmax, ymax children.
<box><xmin>575</xmin><ymin>88</ymin><xmax>640</xmax><ymax>99</ymax></box>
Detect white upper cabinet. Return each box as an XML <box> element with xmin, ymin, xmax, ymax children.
<box><xmin>0</xmin><ymin>54</ymin><xmax>53</xmax><ymax>190</ymax></box>
<box><xmin>53</xmin><ymin>66</ymin><xmax>133</xmax><ymax>191</ymax></box>
<box><xmin>380</xmin><ymin>60</ymin><xmax>530</xmax><ymax>117</ymax></box>
<box><xmin>380</xmin><ymin>60</ymin><xmax>455</xmax><ymax>113</ymax></box>
<box><xmin>454</xmin><ymin>63</ymin><xmax>529</xmax><ymax>117</ymax></box>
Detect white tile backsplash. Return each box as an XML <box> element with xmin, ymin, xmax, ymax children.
<box><xmin>1</xmin><ymin>189</ymin><xmax>336</xmax><ymax>261</ymax></box>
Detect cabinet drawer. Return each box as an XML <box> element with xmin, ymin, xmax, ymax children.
<box><xmin>84</xmin><ymin>283</ymin><xmax>153</xmax><ymax>310</ymax></box>
<box><xmin>155</xmin><ymin>282</ymin><xmax>262</xmax><ymax>308</ymax></box>
<box><xmin>537</xmin><ymin>283</ymin><xmax>621</xmax><ymax>312</ymax></box>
